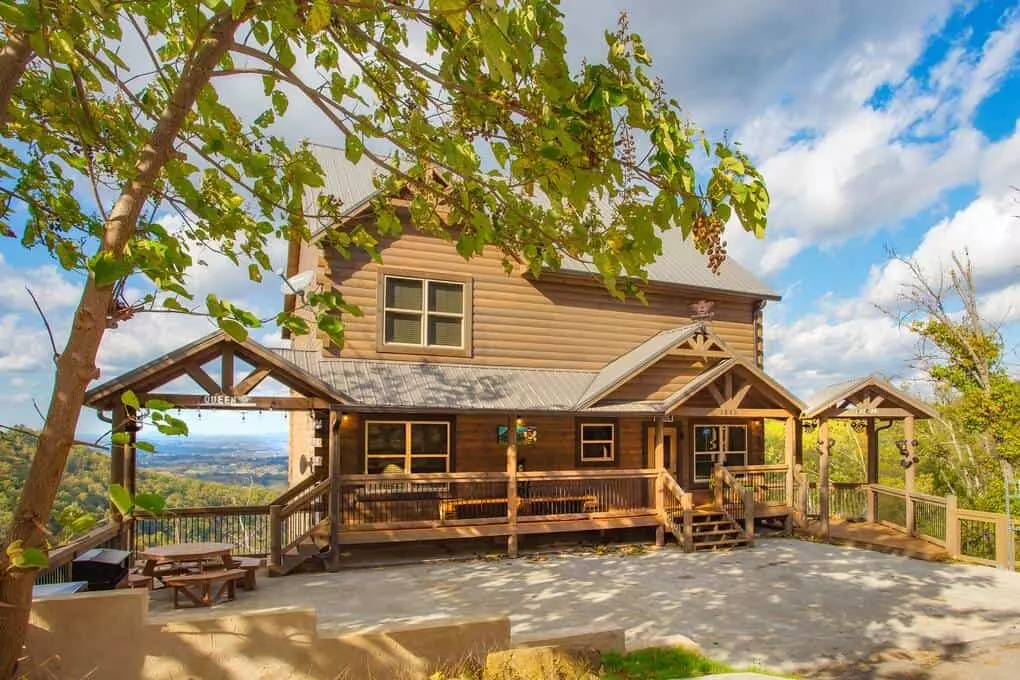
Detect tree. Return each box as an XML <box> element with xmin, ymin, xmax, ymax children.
<box><xmin>0</xmin><ymin>2</ymin><xmax>770</xmax><ymax>673</ymax></box>
<box><xmin>887</xmin><ymin>251</ymin><xmax>1020</xmax><ymax>509</ymax></box>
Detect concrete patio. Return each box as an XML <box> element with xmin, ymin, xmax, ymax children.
<box><xmin>147</xmin><ymin>539</ymin><xmax>1020</xmax><ymax>674</ymax></box>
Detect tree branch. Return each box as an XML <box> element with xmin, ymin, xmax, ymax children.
<box><xmin>25</xmin><ymin>286</ymin><xmax>59</xmax><ymax>363</ymax></box>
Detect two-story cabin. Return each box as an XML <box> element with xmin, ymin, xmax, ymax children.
<box><xmin>82</xmin><ymin>146</ymin><xmax>937</xmax><ymax>572</ymax></box>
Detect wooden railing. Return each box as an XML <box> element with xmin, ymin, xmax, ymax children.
<box><xmin>714</xmin><ymin>465</ymin><xmax>754</xmax><ymax>545</ymax></box>
<box><xmin>660</xmin><ymin>471</ymin><xmax>693</xmax><ymax>552</ymax></box>
<box><xmin>727</xmin><ymin>464</ymin><xmax>790</xmax><ymax>508</ymax></box>
<box><xmin>270</xmin><ymin>478</ymin><xmax>331</xmax><ymax>567</ymax></box>
<box><xmin>34</xmin><ymin>521</ymin><xmax>122</xmax><ymax>585</ymax></box>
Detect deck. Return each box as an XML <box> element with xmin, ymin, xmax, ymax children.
<box><xmin>801</xmin><ymin>517</ymin><xmax>952</xmax><ymax>561</ymax></box>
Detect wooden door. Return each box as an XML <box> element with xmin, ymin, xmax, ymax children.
<box><xmin>646</xmin><ymin>425</ymin><xmax>679</xmax><ymax>478</ymax></box>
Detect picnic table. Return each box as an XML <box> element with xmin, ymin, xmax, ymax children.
<box><xmin>139</xmin><ymin>542</ymin><xmax>234</xmax><ymax>583</ymax></box>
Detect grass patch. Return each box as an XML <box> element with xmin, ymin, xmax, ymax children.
<box><xmin>600</xmin><ymin>646</ymin><xmax>785</xmax><ymax>679</ymax></box>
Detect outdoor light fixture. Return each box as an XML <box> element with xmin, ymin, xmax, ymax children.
<box><xmin>814</xmin><ymin>438</ymin><xmax>836</xmax><ymax>455</ymax></box>
<box><xmin>801</xmin><ymin>420</ymin><xmax>818</xmax><ymax>432</ymax></box>
<box><xmin>895</xmin><ymin>439</ymin><xmax>920</xmax><ymax>468</ymax></box>
<box><xmin>515</xmin><ymin>417</ymin><xmax>525</xmax><ymax>427</ymax></box>
<box><xmin>850</xmin><ymin>419</ymin><xmax>867</xmax><ymax>433</ymax></box>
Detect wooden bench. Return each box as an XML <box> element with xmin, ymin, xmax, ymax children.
<box><xmin>163</xmin><ymin>568</ymin><xmax>247</xmax><ymax>609</ymax></box>
<box><xmin>439</xmin><ymin>495</ymin><xmax>599</xmax><ymax>520</ymax></box>
<box><xmin>228</xmin><ymin>557</ymin><xmax>261</xmax><ymax>591</ymax></box>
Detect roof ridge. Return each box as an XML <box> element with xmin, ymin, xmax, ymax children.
<box><xmin>315</xmin><ymin>355</ymin><xmax>599</xmax><ymax>375</ymax></box>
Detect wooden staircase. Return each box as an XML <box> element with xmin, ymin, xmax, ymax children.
<box><xmin>687</xmin><ymin>506</ymin><xmax>750</xmax><ymax>551</ymax></box>
<box><xmin>271</xmin><ymin>517</ymin><xmax>331</xmax><ymax>576</ymax></box>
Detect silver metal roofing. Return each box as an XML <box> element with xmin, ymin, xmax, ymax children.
<box><xmin>304</xmin><ymin>145</ymin><xmax>778</xmax><ymax>299</ymax></box>
<box><xmin>273</xmin><ymin>349</ymin><xmax>598</xmax><ymax>412</ymax></box>
<box><xmin>802</xmin><ymin>374</ymin><xmax>938</xmax><ymax>419</ymax></box>
<box><xmin>575</xmin><ymin>324</ymin><xmax>702</xmax><ymax>408</ymax></box>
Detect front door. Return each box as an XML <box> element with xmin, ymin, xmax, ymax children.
<box><xmin>647</xmin><ymin>425</ymin><xmax>679</xmax><ymax>478</ymax></box>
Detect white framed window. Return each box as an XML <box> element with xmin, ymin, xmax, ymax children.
<box><xmin>365</xmin><ymin>420</ymin><xmax>451</xmax><ymax>474</ymax></box>
<box><xmin>382</xmin><ymin>275</ymin><xmax>465</xmax><ymax>349</ymax></box>
<box><xmin>579</xmin><ymin>423</ymin><xmax>615</xmax><ymax>462</ymax></box>
<box><xmin>693</xmin><ymin>424</ymin><xmax>747</xmax><ymax>483</ymax></box>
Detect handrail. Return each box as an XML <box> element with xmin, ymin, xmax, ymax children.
<box><xmin>518</xmin><ymin>469</ymin><xmax>658</xmax><ymax>480</ymax></box>
<box><xmin>271</xmin><ymin>474</ymin><xmax>322</xmax><ymax>507</ymax></box>
<box><xmin>281</xmin><ymin>479</ymin><xmax>331</xmax><ymax>518</ymax></box>
<box><xmin>727</xmin><ymin>464</ymin><xmax>789</xmax><ymax>473</ymax></box>
<box><xmin>339</xmin><ymin>471</ymin><xmax>509</xmax><ymax>483</ymax></box>
<box><xmin>133</xmin><ymin>504</ymin><xmax>270</xmax><ymax>518</ymax></box>
<box><xmin>37</xmin><ymin>521</ymin><xmax>121</xmax><ymax>583</ymax></box>
<box><xmin>715</xmin><ymin>465</ymin><xmax>754</xmax><ymax>545</ymax></box>
<box><xmin>659</xmin><ymin>471</ymin><xmax>693</xmax><ymax>552</ymax></box>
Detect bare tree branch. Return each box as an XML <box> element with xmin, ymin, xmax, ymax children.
<box><xmin>25</xmin><ymin>286</ymin><xmax>59</xmax><ymax>363</ymax></box>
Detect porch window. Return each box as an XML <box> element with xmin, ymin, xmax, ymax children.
<box><xmin>365</xmin><ymin>420</ymin><xmax>451</xmax><ymax>474</ymax></box>
<box><xmin>579</xmin><ymin>423</ymin><xmax>615</xmax><ymax>463</ymax></box>
<box><xmin>693</xmin><ymin>424</ymin><xmax>747</xmax><ymax>483</ymax></box>
<box><xmin>382</xmin><ymin>275</ymin><xmax>465</xmax><ymax>349</ymax></box>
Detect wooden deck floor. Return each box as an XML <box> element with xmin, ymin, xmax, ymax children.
<box><xmin>801</xmin><ymin>517</ymin><xmax>951</xmax><ymax>562</ymax></box>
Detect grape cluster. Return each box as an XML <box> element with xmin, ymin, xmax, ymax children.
<box><xmin>691</xmin><ymin>213</ymin><xmax>727</xmax><ymax>273</ymax></box>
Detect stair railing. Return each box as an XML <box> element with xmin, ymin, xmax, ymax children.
<box><xmin>269</xmin><ymin>478</ymin><xmax>331</xmax><ymax>571</ymax></box>
<box><xmin>714</xmin><ymin>464</ymin><xmax>755</xmax><ymax>546</ymax></box>
<box><xmin>659</xmin><ymin>471</ymin><xmax>694</xmax><ymax>552</ymax></box>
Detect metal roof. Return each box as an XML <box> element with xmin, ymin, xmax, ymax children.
<box><xmin>304</xmin><ymin>145</ymin><xmax>778</xmax><ymax>299</ymax></box>
<box><xmin>802</xmin><ymin>374</ymin><xmax>938</xmax><ymax>419</ymax></box>
<box><xmin>273</xmin><ymin>349</ymin><xmax>598</xmax><ymax>412</ymax></box>
<box><xmin>575</xmin><ymin>324</ymin><xmax>702</xmax><ymax>408</ymax></box>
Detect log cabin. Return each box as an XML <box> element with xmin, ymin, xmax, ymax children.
<box><xmin>81</xmin><ymin>145</ymin><xmax>939</xmax><ymax>573</ymax></box>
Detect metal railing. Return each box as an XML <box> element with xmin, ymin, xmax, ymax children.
<box><xmin>339</xmin><ymin>472</ymin><xmax>509</xmax><ymax>527</ymax></box>
<box><xmin>517</xmin><ymin>470</ymin><xmax>656</xmax><ymax>519</ymax></box>
<box><xmin>271</xmin><ymin>478</ymin><xmax>331</xmax><ymax>560</ymax></box>
<box><xmin>911</xmin><ymin>493</ymin><xmax>948</xmax><ymax>545</ymax></box>
<box><xmin>727</xmin><ymin>464</ymin><xmax>789</xmax><ymax>507</ymax></box>
<box><xmin>133</xmin><ymin>505</ymin><xmax>272</xmax><ymax>556</ymax></box>
<box><xmin>660</xmin><ymin>471</ymin><xmax>693</xmax><ymax>551</ymax></box>
<box><xmin>714</xmin><ymin>465</ymin><xmax>754</xmax><ymax>544</ymax></box>
<box><xmin>805</xmin><ymin>482</ymin><xmax>868</xmax><ymax>521</ymax></box>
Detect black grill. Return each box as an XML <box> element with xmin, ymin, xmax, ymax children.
<box><xmin>71</xmin><ymin>548</ymin><xmax>130</xmax><ymax>591</ymax></box>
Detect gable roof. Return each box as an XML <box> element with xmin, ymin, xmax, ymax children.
<box><xmin>802</xmin><ymin>374</ymin><xmax>938</xmax><ymax>419</ymax></box>
<box><xmin>662</xmin><ymin>356</ymin><xmax>805</xmax><ymax>414</ymax></box>
<box><xmin>302</xmin><ymin>144</ymin><xmax>778</xmax><ymax>300</ymax></box>
<box><xmin>84</xmin><ymin>332</ymin><xmax>350</xmax><ymax>408</ymax></box>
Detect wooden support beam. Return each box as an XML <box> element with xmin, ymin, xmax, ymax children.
<box><xmin>506</xmin><ymin>414</ymin><xmax>519</xmax><ymax>558</ymax></box>
<box><xmin>724</xmin><ymin>372</ymin><xmax>734</xmax><ymax>401</ymax></box>
<box><xmin>668</xmin><ymin>349</ymin><xmax>731</xmax><ymax>359</ymax></box>
<box><xmin>185</xmin><ymin>363</ymin><xmax>222</xmax><ymax>395</ymax></box>
<box><xmin>866</xmin><ymin>418</ymin><xmax>879</xmax><ymax>485</ymax></box>
<box><xmin>221</xmin><ymin>346</ymin><xmax>235</xmax><ymax>394</ymax></box>
<box><xmin>672</xmin><ymin>407</ymin><xmax>794</xmax><ymax>418</ymax></box>
<box><xmin>945</xmin><ymin>494</ymin><xmax>960</xmax><ymax>558</ymax></box>
<box><xmin>654</xmin><ymin>416</ymin><xmax>665</xmax><ymax>547</ymax></box>
<box><xmin>724</xmin><ymin>382</ymin><xmax>753</xmax><ymax>410</ymax></box>
<box><xmin>905</xmin><ymin>414</ymin><xmax>916</xmax><ymax>536</ymax></box>
<box><xmin>234</xmin><ymin>366</ymin><xmax>272</xmax><ymax>396</ymax></box>
<box><xmin>819</xmin><ymin>418</ymin><xmax>831</xmax><ymax>539</ymax></box>
<box><xmin>140</xmin><ymin>394</ymin><xmax>331</xmax><ymax>410</ymax></box>
<box><xmin>784</xmin><ymin>417</ymin><xmax>796</xmax><ymax>534</ymax></box>
<box><xmin>706</xmin><ymin>383</ymin><xmax>726</xmax><ymax>407</ymax></box>
<box><xmin>327</xmin><ymin>411</ymin><xmax>341</xmax><ymax>572</ymax></box>
<box><xmin>110</xmin><ymin>405</ymin><xmax>127</xmax><ymax>532</ymax></box>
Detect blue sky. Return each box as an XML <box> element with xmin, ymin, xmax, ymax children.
<box><xmin>0</xmin><ymin>1</ymin><xmax>1018</xmax><ymax>437</ymax></box>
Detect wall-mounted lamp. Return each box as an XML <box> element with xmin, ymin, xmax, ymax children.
<box><xmin>515</xmin><ymin>417</ymin><xmax>525</xmax><ymax>427</ymax></box>
<box><xmin>814</xmin><ymin>438</ymin><xmax>836</xmax><ymax>455</ymax></box>
<box><xmin>895</xmin><ymin>439</ymin><xmax>920</xmax><ymax>468</ymax></box>
<box><xmin>850</xmin><ymin>419</ymin><xmax>867</xmax><ymax>433</ymax></box>
<box><xmin>801</xmin><ymin>419</ymin><xmax>818</xmax><ymax>433</ymax></box>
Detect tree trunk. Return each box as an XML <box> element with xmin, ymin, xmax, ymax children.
<box><xmin>0</xmin><ymin>15</ymin><xmax>241</xmax><ymax>677</ymax></box>
<box><xmin>0</xmin><ymin>31</ymin><xmax>34</xmax><ymax>128</ymax></box>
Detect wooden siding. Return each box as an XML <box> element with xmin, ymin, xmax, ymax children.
<box><xmin>601</xmin><ymin>355</ymin><xmax>707</xmax><ymax>403</ymax></box>
<box><xmin>310</xmin><ymin>231</ymin><xmax>759</xmax><ymax>369</ymax></box>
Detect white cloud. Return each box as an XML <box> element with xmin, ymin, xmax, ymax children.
<box><xmin>0</xmin><ymin>314</ymin><xmax>54</xmax><ymax>373</ymax></box>
<box><xmin>0</xmin><ymin>253</ymin><xmax>81</xmax><ymax>313</ymax></box>
<box><xmin>980</xmin><ymin>283</ymin><xmax>1020</xmax><ymax>326</ymax></box>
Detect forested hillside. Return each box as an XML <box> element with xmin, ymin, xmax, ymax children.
<box><xmin>0</xmin><ymin>427</ymin><xmax>278</xmax><ymax>542</ymax></box>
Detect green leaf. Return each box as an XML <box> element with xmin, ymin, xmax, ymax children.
<box><xmin>306</xmin><ymin>0</ymin><xmax>332</xmax><ymax>33</ymax></box>
<box><xmin>345</xmin><ymin>135</ymin><xmax>364</xmax><ymax>164</ymax></box>
<box><xmin>12</xmin><ymin>546</ymin><xmax>49</xmax><ymax>569</ymax></box>
<box><xmin>109</xmin><ymin>483</ymin><xmax>133</xmax><ymax>516</ymax></box>
<box><xmin>218</xmin><ymin>318</ymin><xmax>248</xmax><ymax>341</ymax></box>
<box><xmin>133</xmin><ymin>493</ymin><xmax>167</xmax><ymax>515</ymax></box>
<box><xmin>70</xmin><ymin>515</ymin><xmax>97</xmax><ymax>534</ymax></box>
<box><xmin>0</xmin><ymin>4</ymin><xmax>26</xmax><ymax>26</ymax></box>
<box><xmin>144</xmin><ymin>398</ymin><xmax>175</xmax><ymax>411</ymax></box>
<box><xmin>89</xmin><ymin>252</ymin><xmax>134</xmax><ymax>286</ymax></box>
<box><xmin>111</xmin><ymin>432</ymin><xmax>130</xmax><ymax>445</ymax></box>
<box><xmin>135</xmin><ymin>440</ymin><xmax>156</xmax><ymax>453</ymax></box>
<box><xmin>121</xmin><ymin>390</ymin><xmax>140</xmax><ymax>410</ymax></box>
<box><xmin>248</xmin><ymin>263</ymin><xmax>263</xmax><ymax>282</ymax></box>
<box><xmin>431</xmin><ymin>0</ymin><xmax>467</xmax><ymax>33</ymax></box>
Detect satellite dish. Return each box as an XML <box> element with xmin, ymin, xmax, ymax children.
<box><xmin>280</xmin><ymin>270</ymin><xmax>316</xmax><ymax>296</ymax></box>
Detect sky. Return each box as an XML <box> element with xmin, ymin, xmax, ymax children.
<box><xmin>0</xmin><ymin>1</ymin><xmax>1018</xmax><ymax>438</ymax></box>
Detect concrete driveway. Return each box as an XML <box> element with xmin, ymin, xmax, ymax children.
<box><xmin>148</xmin><ymin>539</ymin><xmax>1020</xmax><ymax>674</ymax></box>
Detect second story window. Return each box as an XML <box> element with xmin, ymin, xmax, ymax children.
<box><xmin>383</xmin><ymin>275</ymin><xmax>465</xmax><ymax>349</ymax></box>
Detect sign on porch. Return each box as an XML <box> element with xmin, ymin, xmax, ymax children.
<box><xmin>497</xmin><ymin>425</ymin><xmax>538</xmax><ymax>446</ymax></box>
<box><xmin>200</xmin><ymin>394</ymin><xmax>255</xmax><ymax>407</ymax></box>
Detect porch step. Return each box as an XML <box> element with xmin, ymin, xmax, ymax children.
<box><xmin>679</xmin><ymin>505</ymin><xmax>751</xmax><ymax>552</ymax></box>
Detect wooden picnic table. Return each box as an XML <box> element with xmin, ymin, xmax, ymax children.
<box><xmin>139</xmin><ymin>542</ymin><xmax>234</xmax><ymax>583</ymax></box>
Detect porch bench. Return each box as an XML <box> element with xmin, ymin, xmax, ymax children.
<box><xmin>163</xmin><ymin>568</ymin><xmax>247</xmax><ymax>609</ymax></box>
<box><xmin>439</xmin><ymin>494</ymin><xmax>599</xmax><ymax>520</ymax></box>
<box><xmin>439</xmin><ymin>497</ymin><xmax>509</xmax><ymax>520</ymax></box>
<box><xmin>203</xmin><ymin>556</ymin><xmax>261</xmax><ymax>591</ymax></box>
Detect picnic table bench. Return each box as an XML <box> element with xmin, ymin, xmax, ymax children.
<box><xmin>163</xmin><ymin>568</ymin><xmax>247</xmax><ymax>609</ymax></box>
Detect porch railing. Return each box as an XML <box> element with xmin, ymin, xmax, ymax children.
<box><xmin>134</xmin><ymin>504</ymin><xmax>272</xmax><ymax>556</ymax></box>
<box><xmin>660</xmin><ymin>471</ymin><xmax>693</xmax><ymax>552</ymax></box>
<box><xmin>34</xmin><ymin>521</ymin><xmax>122</xmax><ymax>586</ymax></box>
<box><xmin>269</xmin><ymin>478</ymin><xmax>331</xmax><ymax>567</ymax></box>
<box><xmin>727</xmin><ymin>464</ymin><xmax>790</xmax><ymax>509</ymax></box>
<box><xmin>714</xmin><ymin>465</ymin><xmax>754</xmax><ymax>544</ymax></box>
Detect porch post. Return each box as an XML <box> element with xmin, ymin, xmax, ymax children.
<box><xmin>784</xmin><ymin>416</ymin><xmax>796</xmax><ymax>534</ymax></box>
<box><xmin>865</xmin><ymin>418</ymin><xmax>879</xmax><ymax>485</ymax></box>
<box><xmin>327</xmin><ymin>411</ymin><xmax>341</xmax><ymax>572</ymax></box>
<box><xmin>819</xmin><ymin>418</ymin><xmax>831</xmax><ymax>539</ymax></box>
<box><xmin>110</xmin><ymin>404</ymin><xmax>127</xmax><ymax>549</ymax></box>
<box><xmin>654</xmin><ymin>415</ymin><xmax>665</xmax><ymax>547</ymax></box>
<box><xmin>904</xmin><ymin>415</ymin><xmax>916</xmax><ymax>536</ymax></box>
<box><xmin>506</xmin><ymin>414</ymin><xmax>519</xmax><ymax>558</ymax></box>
